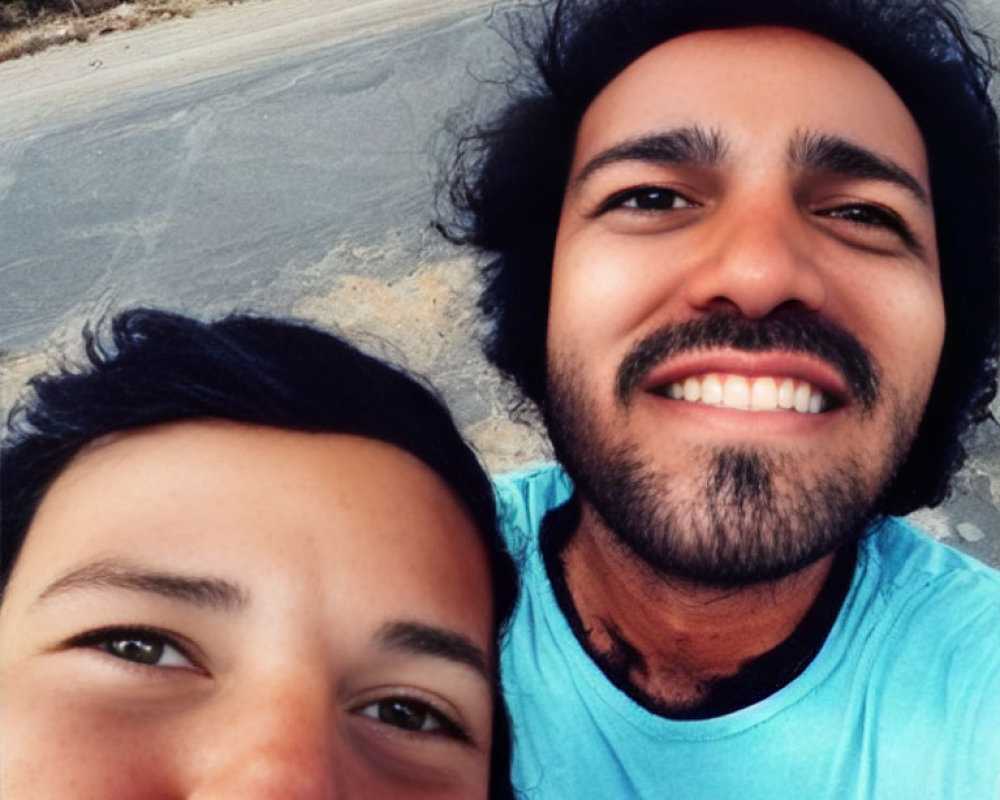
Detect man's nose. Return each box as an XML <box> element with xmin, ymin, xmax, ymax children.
<box><xmin>682</xmin><ymin>195</ymin><xmax>827</xmax><ymax>319</ymax></box>
<box><xmin>187</xmin><ymin>680</ymin><xmax>344</xmax><ymax>800</ymax></box>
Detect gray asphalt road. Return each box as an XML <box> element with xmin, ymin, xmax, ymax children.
<box><xmin>1</xmin><ymin>0</ymin><xmax>502</xmax><ymax>348</ymax></box>
<box><xmin>1</xmin><ymin>0</ymin><xmax>998</xmax><ymax>566</ymax></box>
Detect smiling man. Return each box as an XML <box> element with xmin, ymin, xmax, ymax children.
<box><xmin>443</xmin><ymin>0</ymin><xmax>1000</xmax><ymax>797</ymax></box>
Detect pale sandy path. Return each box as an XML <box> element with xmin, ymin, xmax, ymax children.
<box><xmin>1</xmin><ymin>0</ymin><xmax>498</xmax><ymax>134</ymax></box>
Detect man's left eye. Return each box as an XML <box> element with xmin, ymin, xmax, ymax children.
<box><xmin>817</xmin><ymin>202</ymin><xmax>916</xmax><ymax>247</ymax></box>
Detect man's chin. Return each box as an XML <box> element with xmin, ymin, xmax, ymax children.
<box><xmin>583</xmin><ymin>445</ymin><xmax>875</xmax><ymax>588</ymax></box>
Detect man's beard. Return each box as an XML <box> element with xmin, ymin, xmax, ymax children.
<box><xmin>545</xmin><ymin>312</ymin><xmax>917</xmax><ymax>587</ymax></box>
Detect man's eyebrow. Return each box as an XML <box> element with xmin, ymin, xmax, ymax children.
<box><xmin>35</xmin><ymin>558</ymin><xmax>248</xmax><ymax>612</ymax></box>
<box><xmin>790</xmin><ymin>131</ymin><xmax>929</xmax><ymax>204</ymax></box>
<box><xmin>375</xmin><ymin>620</ymin><xmax>491</xmax><ymax>681</ymax></box>
<box><xmin>572</xmin><ymin>126</ymin><xmax>728</xmax><ymax>188</ymax></box>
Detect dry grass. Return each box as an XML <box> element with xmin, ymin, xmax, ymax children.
<box><xmin>0</xmin><ymin>0</ymin><xmax>233</xmax><ymax>62</ymax></box>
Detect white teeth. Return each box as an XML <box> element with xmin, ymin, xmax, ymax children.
<box><xmin>660</xmin><ymin>373</ymin><xmax>831</xmax><ymax>414</ymax></box>
<box><xmin>793</xmin><ymin>382</ymin><xmax>811</xmax><ymax>413</ymax></box>
<box><xmin>750</xmin><ymin>377</ymin><xmax>777</xmax><ymax>410</ymax></box>
<box><xmin>777</xmin><ymin>378</ymin><xmax>796</xmax><ymax>409</ymax></box>
<box><xmin>722</xmin><ymin>376</ymin><xmax>749</xmax><ymax>408</ymax></box>
<box><xmin>702</xmin><ymin>374</ymin><xmax>724</xmax><ymax>405</ymax></box>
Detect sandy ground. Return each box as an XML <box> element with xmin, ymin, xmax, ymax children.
<box><xmin>0</xmin><ymin>0</ymin><xmax>222</xmax><ymax>64</ymax></box>
<box><xmin>1</xmin><ymin>0</ymin><xmax>498</xmax><ymax>133</ymax></box>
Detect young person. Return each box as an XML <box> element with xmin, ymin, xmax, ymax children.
<box><xmin>0</xmin><ymin>308</ymin><xmax>518</xmax><ymax>799</ymax></box>
<box><xmin>442</xmin><ymin>0</ymin><xmax>1000</xmax><ymax>796</ymax></box>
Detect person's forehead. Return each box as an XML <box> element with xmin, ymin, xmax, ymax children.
<box><xmin>8</xmin><ymin>422</ymin><xmax>493</xmax><ymax>625</ymax></box>
<box><xmin>573</xmin><ymin>26</ymin><xmax>927</xmax><ymax>180</ymax></box>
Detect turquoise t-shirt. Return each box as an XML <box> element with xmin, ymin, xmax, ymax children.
<box><xmin>495</xmin><ymin>464</ymin><xmax>1000</xmax><ymax>800</ymax></box>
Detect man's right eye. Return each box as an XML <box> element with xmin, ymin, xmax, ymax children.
<box><xmin>594</xmin><ymin>186</ymin><xmax>699</xmax><ymax>215</ymax></box>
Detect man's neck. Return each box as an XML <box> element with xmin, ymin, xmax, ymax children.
<box><xmin>552</xmin><ymin>500</ymin><xmax>849</xmax><ymax>715</ymax></box>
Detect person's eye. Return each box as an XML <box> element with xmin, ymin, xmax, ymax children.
<box><xmin>354</xmin><ymin>696</ymin><xmax>471</xmax><ymax>743</ymax></box>
<box><xmin>64</xmin><ymin>626</ymin><xmax>199</xmax><ymax>671</ymax></box>
<box><xmin>816</xmin><ymin>202</ymin><xmax>918</xmax><ymax>250</ymax></box>
<box><xmin>594</xmin><ymin>185</ymin><xmax>699</xmax><ymax>216</ymax></box>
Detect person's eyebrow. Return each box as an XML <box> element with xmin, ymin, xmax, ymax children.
<box><xmin>375</xmin><ymin>620</ymin><xmax>491</xmax><ymax>681</ymax></box>
<box><xmin>572</xmin><ymin>126</ymin><xmax>728</xmax><ymax>188</ymax></box>
<box><xmin>34</xmin><ymin>558</ymin><xmax>248</xmax><ymax>612</ymax></box>
<box><xmin>790</xmin><ymin>131</ymin><xmax>929</xmax><ymax>205</ymax></box>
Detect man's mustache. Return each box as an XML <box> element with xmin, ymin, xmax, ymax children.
<box><xmin>615</xmin><ymin>312</ymin><xmax>880</xmax><ymax>411</ymax></box>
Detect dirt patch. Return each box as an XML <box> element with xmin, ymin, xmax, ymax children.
<box><xmin>0</xmin><ymin>0</ymin><xmax>237</xmax><ymax>62</ymax></box>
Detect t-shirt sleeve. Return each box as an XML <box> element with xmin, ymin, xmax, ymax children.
<box><xmin>493</xmin><ymin>464</ymin><xmax>574</xmax><ymax>556</ymax></box>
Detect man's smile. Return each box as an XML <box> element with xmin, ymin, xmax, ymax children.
<box><xmin>613</xmin><ymin>313</ymin><xmax>879</xmax><ymax>413</ymax></box>
<box><xmin>638</xmin><ymin>349</ymin><xmax>851</xmax><ymax>420</ymax></box>
<box><xmin>652</xmin><ymin>373</ymin><xmax>832</xmax><ymax>413</ymax></box>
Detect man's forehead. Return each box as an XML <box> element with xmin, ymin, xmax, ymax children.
<box><xmin>572</xmin><ymin>25</ymin><xmax>928</xmax><ymax>184</ymax></box>
<box><xmin>593</xmin><ymin>25</ymin><xmax>875</xmax><ymax>96</ymax></box>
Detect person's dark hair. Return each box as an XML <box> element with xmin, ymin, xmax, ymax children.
<box><xmin>0</xmin><ymin>307</ymin><xmax>518</xmax><ymax>800</ymax></box>
<box><xmin>441</xmin><ymin>0</ymin><xmax>1000</xmax><ymax>515</ymax></box>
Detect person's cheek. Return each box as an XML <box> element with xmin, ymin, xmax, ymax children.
<box><xmin>0</xmin><ymin>691</ymin><xmax>178</xmax><ymax>798</ymax></box>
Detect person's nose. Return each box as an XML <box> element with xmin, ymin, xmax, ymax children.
<box><xmin>187</xmin><ymin>677</ymin><xmax>344</xmax><ymax>800</ymax></box>
<box><xmin>682</xmin><ymin>191</ymin><xmax>827</xmax><ymax>319</ymax></box>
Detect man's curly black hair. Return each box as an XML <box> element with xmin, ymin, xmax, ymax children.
<box><xmin>441</xmin><ymin>0</ymin><xmax>1000</xmax><ymax>516</ymax></box>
